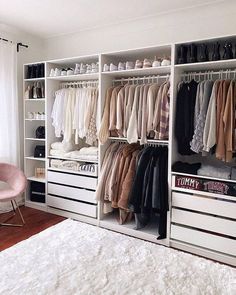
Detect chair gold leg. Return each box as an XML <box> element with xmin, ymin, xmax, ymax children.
<box><xmin>0</xmin><ymin>200</ymin><xmax>25</xmax><ymax>227</ymax></box>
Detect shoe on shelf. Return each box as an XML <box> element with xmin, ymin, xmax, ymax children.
<box><xmin>103</xmin><ymin>63</ymin><xmax>110</xmax><ymax>72</ymax></box>
<box><xmin>67</xmin><ymin>68</ymin><xmax>74</xmax><ymax>75</ymax></box>
<box><xmin>198</xmin><ymin>43</ymin><xmax>209</xmax><ymax>62</ymax></box>
<box><xmin>118</xmin><ymin>62</ymin><xmax>125</xmax><ymax>71</ymax></box>
<box><xmin>125</xmin><ymin>61</ymin><xmax>135</xmax><ymax>70</ymax></box>
<box><xmin>32</xmin><ymin>64</ymin><xmax>37</xmax><ymax>78</ymax></box>
<box><xmin>61</xmin><ymin>69</ymin><xmax>67</xmax><ymax>76</ymax></box>
<box><xmin>35</xmin><ymin>82</ymin><xmax>42</xmax><ymax>98</ymax></box>
<box><xmin>49</xmin><ymin>68</ymin><xmax>55</xmax><ymax>77</ymax></box>
<box><xmin>80</xmin><ymin>63</ymin><xmax>87</xmax><ymax>74</ymax></box>
<box><xmin>177</xmin><ymin>45</ymin><xmax>187</xmax><ymax>64</ymax></box>
<box><xmin>135</xmin><ymin>60</ymin><xmax>143</xmax><ymax>69</ymax></box>
<box><xmin>187</xmin><ymin>43</ymin><xmax>197</xmax><ymax>63</ymax></box>
<box><xmin>211</xmin><ymin>42</ymin><xmax>221</xmax><ymax>61</ymax></box>
<box><xmin>152</xmin><ymin>59</ymin><xmax>161</xmax><ymax>67</ymax></box>
<box><xmin>54</xmin><ymin>68</ymin><xmax>61</xmax><ymax>76</ymax></box>
<box><xmin>110</xmin><ymin>63</ymin><xmax>118</xmax><ymax>71</ymax></box>
<box><xmin>161</xmin><ymin>57</ymin><xmax>171</xmax><ymax>66</ymax></box>
<box><xmin>91</xmin><ymin>63</ymin><xmax>97</xmax><ymax>73</ymax></box>
<box><xmin>223</xmin><ymin>42</ymin><xmax>234</xmax><ymax>60</ymax></box>
<box><xmin>143</xmin><ymin>58</ymin><xmax>152</xmax><ymax>68</ymax></box>
<box><xmin>27</xmin><ymin>65</ymin><xmax>33</xmax><ymax>79</ymax></box>
<box><xmin>74</xmin><ymin>63</ymin><xmax>80</xmax><ymax>75</ymax></box>
<box><xmin>86</xmin><ymin>64</ymin><xmax>92</xmax><ymax>74</ymax></box>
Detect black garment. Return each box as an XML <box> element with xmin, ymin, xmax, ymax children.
<box><xmin>172</xmin><ymin>161</ymin><xmax>201</xmax><ymax>175</ymax></box>
<box><xmin>175</xmin><ymin>80</ymin><xmax>198</xmax><ymax>155</ymax></box>
<box><xmin>129</xmin><ymin>147</ymin><xmax>168</xmax><ymax>239</ymax></box>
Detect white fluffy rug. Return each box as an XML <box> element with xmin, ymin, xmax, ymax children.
<box><xmin>0</xmin><ymin>219</ymin><xmax>235</xmax><ymax>295</ymax></box>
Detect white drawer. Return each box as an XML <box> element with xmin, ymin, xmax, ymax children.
<box><xmin>47</xmin><ymin>195</ymin><xmax>97</xmax><ymax>218</ymax></box>
<box><xmin>171</xmin><ymin>225</ymin><xmax>236</xmax><ymax>256</ymax></box>
<box><xmin>48</xmin><ymin>170</ymin><xmax>97</xmax><ymax>190</ymax></box>
<box><xmin>172</xmin><ymin>191</ymin><xmax>236</xmax><ymax>219</ymax></box>
<box><xmin>48</xmin><ymin>183</ymin><xmax>96</xmax><ymax>204</ymax></box>
<box><xmin>172</xmin><ymin>208</ymin><xmax>236</xmax><ymax>237</ymax></box>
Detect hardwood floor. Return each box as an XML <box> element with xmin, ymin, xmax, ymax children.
<box><xmin>0</xmin><ymin>206</ymin><xmax>65</xmax><ymax>251</ymax></box>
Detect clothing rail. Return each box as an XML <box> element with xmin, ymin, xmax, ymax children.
<box><xmin>109</xmin><ymin>137</ymin><xmax>169</xmax><ymax>146</ymax></box>
<box><xmin>60</xmin><ymin>80</ymin><xmax>98</xmax><ymax>88</ymax></box>
<box><xmin>112</xmin><ymin>74</ymin><xmax>170</xmax><ymax>85</ymax></box>
<box><xmin>181</xmin><ymin>69</ymin><xmax>236</xmax><ymax>81</ymax></box>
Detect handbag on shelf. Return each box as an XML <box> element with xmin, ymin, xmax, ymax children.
<box><xmin>35</xmin><ymin>126</ymin><xmax>45</xmax><ymax>139</ymax></box>
<box><xmin>34</xmin><ymin>145</ymin><xmax>45</xmax><ymax>158</ymax></box>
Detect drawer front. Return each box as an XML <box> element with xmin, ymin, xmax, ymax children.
<box><xmin>48</xmin><ymin>183</ymin><xmax>96</xmax><ymax>204</ymax></box>
<box><xmin>172</xmin><ymin>208</ymin><xmax>236</xmax><ymax>237</ymax></box>
<box><xmin>47</xmin><ymin>195</ymin><xmax>97</xmax><ymax>218</ymax></box>
<box><xmin>48</xmin><ymin>170</ymin><xmax>97</xmax><ymax>190</ymax></box>
<box><xmin>171</xmin><ymin>225</ymin><xmax>236</xmax><ymax>256</ymax></box>
<box><xmin>172</xmin><ymin>191</ymin><xmax>236</xmax><ymax>219</ymax></box>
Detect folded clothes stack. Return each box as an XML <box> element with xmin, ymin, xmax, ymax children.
<box><xmin>66</xmin><ymin>147</ymin><xmax>98</xmax><ymax>161</ymax></box>
<box><xmin>172</xmin><ymin>161</ymin><xmax>236</xmax><ymax>180</ymax></box>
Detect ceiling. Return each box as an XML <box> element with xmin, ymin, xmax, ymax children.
<box><xmin>0</xmin><ymin>0</ymin><xmax>223</xmax><ymax>39</ymax></box>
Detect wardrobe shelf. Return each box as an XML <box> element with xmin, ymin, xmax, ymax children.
<box><xmin>25</xmin><ymin>119</ymin><xmax>45</xmax><ymax>121</ymax></box>
<box><xmin>102</xmin><ymin>66</ymin><xmax>171</xmax><ymax>77</ymax></box>
<box><xmin>24</xmin><ymin>98</ymin><xmax>45</xmax><ymax>101</ymax></box>
<box><xmin>48</xmin><ymin>155</ymin><xmax>98</xmax><ymax>164</ymax></box>
<box><xmin>25</xmin><ymin>200</ymin><xmax>47</xmax><ymax>209</ymax></box>
<box><xmin>27</xmin><ymin>176</ymin><xmax>46</xmax><ymax>183</ymax></box>
<box><xmin>24</xmin><ymin>77</ymin><xmax>45</xmax><ymax>82</ymax></box>
<box><xmin>172</xmin><ymin>171</ymin><xmax>236</xmax><ymax>184</ymax></box>
<box><xmin>174</xmin><ymin>59</ymin><xmax>236</xmax><ymax>71</ymax></box>
<box><xmin>108</xmin><ymin>137</ymin><xmax>169</xmax><ymax>145</ymax></box>
<box><xmin>25</xmin><ymin>138</ymin><xmax>46</xmax><ymax>141</ymax></box>
<box><xmin>25</xmin><ymin>156</ymin><xmax>46</xmax><ymax>161</ymax></box>
<box><xmin>46</xmin><ymin>73</ymin><xmax>98</xmax><ymax>81</ymax></box>
<box><xmin>100</xmin><ymin>216</ymin><xmax>168</xmax><ymax>246</ymax></box>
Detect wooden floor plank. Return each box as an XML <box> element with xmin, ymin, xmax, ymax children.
<box><xmin>0</xmin><ymin>206</ymin><xmax>65</xmax><ymax>251</ymax></box>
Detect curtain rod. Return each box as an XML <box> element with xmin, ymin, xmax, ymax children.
<box><xmin>0</xmin><ymin>37</ymin><xmax>29</xmax><ymax>52</ymax></box>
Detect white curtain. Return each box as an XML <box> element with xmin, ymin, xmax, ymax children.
<box><xmin>0</xmin><ymin>40</ymin><xmax>20</xmax><ymax>211</ymax></box>
<box><xmin>0</xmin><ymin>40</ymin><xmax>19</xmax><ymax>165</ymax></box>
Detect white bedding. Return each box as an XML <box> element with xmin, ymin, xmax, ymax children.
<box><xmin>0</xmin><ymin>219</ymin><xmax>235</xmax><ymax>295</ymax></box>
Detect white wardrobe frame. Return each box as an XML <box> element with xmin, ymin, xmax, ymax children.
<box><xmin>23</xmin><ymin>35</ymin><xmax>236</xmax><ymax>267</ymax></box>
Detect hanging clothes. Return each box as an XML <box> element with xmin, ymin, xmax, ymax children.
<box><xmin>98</xmin><ymin>81</ymin><xmax>170</xmax><ymax>144</ymax></box>
<box><xmin>51</xmin><ymin>85</ymin><xmax>99</xmax><ymax>145</ymax></box>
<box><xmin>96</xmin><ymin>143</ymin><xmax>169</xmax><ymax>239</ymax></box>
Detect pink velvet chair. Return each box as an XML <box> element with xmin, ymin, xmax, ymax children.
<box><xmin>0</xmin><ymin>163</ymin><xmax>27</xmax><ymax>227</ymax></box>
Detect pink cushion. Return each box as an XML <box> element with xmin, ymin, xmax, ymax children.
<box><xmin>0</xmin><ymin>163</ymin><xmax>27</xmax><ymax>202</ymax></box>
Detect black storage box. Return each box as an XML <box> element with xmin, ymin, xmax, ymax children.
<box><xmin>30</xmin><ymin>181</ymin><xmax>45</xmax><ymax>203</ymax></box>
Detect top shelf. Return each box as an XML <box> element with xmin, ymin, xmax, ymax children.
<box><xmin>175</xmin><ymin>59</ymin><xmax>236</xmax><ymax>71</ymax></box>
<box><xmin>102</xmin><ymin>66</ymin><xmax>171</xmax><ymax>77</ymax></box>
<box><xmin>24</xmin><ymin>77</ymin><xmax>45</xmax><ymax>82</ymax></box>
<box><xmin>47</xmin><ymin>73</ymin><xmax>99</xmax><ymax>81</ymax></box>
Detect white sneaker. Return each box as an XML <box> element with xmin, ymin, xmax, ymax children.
<box><xmin>91</xmin><ymin>63</ymin><xmax>97</xmax><ymax>73</ymax></box>
<box><xmin>50</xmin><ymin>68</ymin><xmax>55</xmax><ymax>77</ymax></box>
<box><xmin>86</xmin><ymin>64</ymin><xmax>92</xmax><ymax>74</ymax></box>
<box><xmin>135</xmin><ymin>60</ymin><xmax>143</xmax><ymax>69</ymax></box>
<box><xmin>161</xmin><ymin>58</ymin><xmax>171</xmax><ymax>66</ymax></box>
<box><xmin>143</xmin><ymin>59</ymin><xmax>152</xmax><ymax>68</ymax></box>
<box><xmin>80</xmin><ymin>63</ymin><xmax>87</xmax><ymax>74</ymax></box>
<box><xmin>67</xmin><ymin>68</ymin><xmax>74</xmax><ymax>75</ymax></box>
<box><xmin>125</xmin><ymin>61</ymin><xmax>134</xmax><ymax>70</ymax></box>
<box><xmin>152</xmin><ymin>60</ymin><xmax>161</xmax><ymax>67</ymax></box>
<box><xmin>61</xmin><ymin>69</ymin><xmax>67</xmax><ymax>76</ymax></box>
<box><xmin>110</xmin><ymin>63</ymin><xmax>118</xmax><ymax>71</ymax></box>
<box><xmin>74</xmin><ymin>64</ymin><xmax>80</xmax><ymax>75</ymax></box>
<box><xmin>103</xmin><ymin>64</ymin><xmax>109</xmax><ymax>72</ymax></box>
<box><xmin>54</xmin><ymin>68</ymin><xmax>61</xmax><ymax>76</ymax></box>
<box><xmin>118</xmin><ymin>62</ymin><xmax>125</xmax><ymax>71</ymax></box>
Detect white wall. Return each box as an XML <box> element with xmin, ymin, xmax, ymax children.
<box><xmin>0</xmin><ymin>24</ymin><xmax>45</xmax><ymax>168</ymax></box>
<box><xmin>45</xmin><ymin>1</ymin><xmax>236</xmax><ymax>59</ymax></box>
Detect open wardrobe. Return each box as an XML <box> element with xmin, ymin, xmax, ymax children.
<box><xmin>1</xmin><ymin>2</ymin><xmax>236</xmax><ymax>294</ymax></box>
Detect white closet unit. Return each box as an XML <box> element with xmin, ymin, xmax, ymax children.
<box><xmin>23</xmin><ymin>36</ymin><xmax>236</xmax><ymax>266</ymax></box>
<box><xmin>23</xmin><ymin>62</ymin><xmax>47</xmax><ymax>211</ymax></box>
